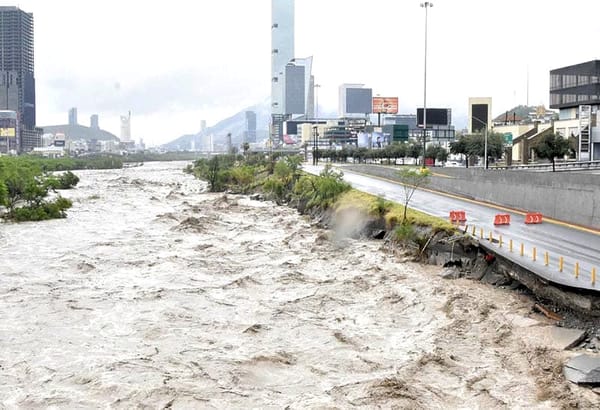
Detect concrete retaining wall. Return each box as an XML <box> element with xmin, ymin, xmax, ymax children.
<box><xmin>343</xmin><ymin>165</ymin><xmax>600</xmax><ymax>229</ymax></box>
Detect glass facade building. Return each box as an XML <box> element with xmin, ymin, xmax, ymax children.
<box><xmin>549</xmin><ymin>60</ymin><xmax>600</xmax><ymax>109</ymax></box>
<box><xmin>0</xmin><ymin>6</ymin><xmax>38</xmax><ymax>152</ymax></box>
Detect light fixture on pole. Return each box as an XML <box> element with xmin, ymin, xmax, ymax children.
<box><xmin>312</xmin><ymin>125</ymin><xmax>318</xmax><ymax>166</ymax></box>
<box><xmin>313</xmin><ymin>83</ymin><xmax>321</xmax><ymax>165</ymax></box>
<box><xmin>420</xmin><ymin>1</ymin><xmax>433</xmax><ymax>167</ymax></box>
<box><xmin>314</xmin><ymin>83</ymin><xmax>321</xmax><ymax>120</ymax></box>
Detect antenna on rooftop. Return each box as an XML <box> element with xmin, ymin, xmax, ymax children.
<box><xmin>526</xmin><ymin>65</ymin><xmax>530</xmax><ymax>107</ymax></box>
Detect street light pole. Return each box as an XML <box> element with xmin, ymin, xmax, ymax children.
<box><xmin>421</xmin><ymin>2</ymin><xmax>433</xmax><ymax>167</ymax></box>
<box><xmin>484</xmin><ymin>126</ymin><xmax>488</xmax><ymax>169</ymax></box>
<box><xmin>471</xmin><ymin>115</ymin><xmax>488</xmax><ymax>169</ymax></box>
<box><xmin>314</xmin><ymin>83</ymin><xmax>321</xmax><ymax>120</ymax></box>
<box><xmin>312</xmin><ymin>125</ymin><xmax>318</xmax><ymax>165</ymax></box>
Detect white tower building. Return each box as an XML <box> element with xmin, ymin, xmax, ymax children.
<box><xmin>271</xmin><ymin>0</ymin><xmax>295</xmax><ymax>116</ymax></box>
<box><xmin>120</xmin><ymin>111</ymin><xmax>131</xmax><ymax>143</ymax></box>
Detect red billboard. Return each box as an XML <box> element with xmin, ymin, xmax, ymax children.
<box><xmin>372</xmin><ymin>97</ymin><xmax>399</xmax><ymax>114</ymax></box>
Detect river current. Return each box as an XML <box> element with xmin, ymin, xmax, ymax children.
<box><xmin>0</xmin><ymin>161</ymin><xmax>596</xmax><ymax>408</ymax></box>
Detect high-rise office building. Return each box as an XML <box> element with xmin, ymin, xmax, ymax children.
<box><xmin>468</xmin><ymin>97</ymin><xmax>492</xmax><ymax>133</ymax></box>
<box><xmin>245</xmin><ymin>111</ymin><xmax>257</xmax><ymax>143</ymax></box>
<box><xmin>271</xmin><ymin>0</ymin><xmax>294</xmax><ymax>140</ymax></box>
<box><xmin>120</xmin><ymin>111</ymin><xmax>131</xmax><ymax>142</ymax></box>
<box><xmin>0</xmin><ymin>6</ymin><xmax>40</xmax><ymax>152</ymax></box>
<box><xmin>90</xmin><ymin>114</ymin><xmax>99</xmax><ymax>129</ymax></box>
<box><xmin>69</xmin><ymin>107</ymin><xmax>78</xmax><ymax>125</ymax></box>
<box><xmin>271</xmin><ymin>0</ymin><xmax>294</xmax><ymax>116</ymax></box>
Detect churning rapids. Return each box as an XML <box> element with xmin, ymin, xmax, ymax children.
<box><xmin>0</xmin><ymin>161</ymin><xmax>597</xmax><ymax>408</ymax></box>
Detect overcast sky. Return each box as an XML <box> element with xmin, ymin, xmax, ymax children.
<box><xmin>3</xmin><ymin>0</ymin><xmax>600</xmax><ymax>146</ymax></box>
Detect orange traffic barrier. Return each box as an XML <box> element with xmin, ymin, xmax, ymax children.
<box><xmin>449</xmin><ymin>210</ymin><xmax>467</xmax><ymax>223</ymax></box>
<box><xmin>494</xmin><ymin>214</ymin><xmax>511</xmax><ymax>225</ymax></box>
<box><xmin>525</xmin><ymin>212</ymin><xmax>543</xmax><ymax>224</ymax></box>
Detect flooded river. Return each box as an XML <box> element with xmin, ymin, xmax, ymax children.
<box><xmin>0</xmin><ymin>161</ymin><xmax>596</xmax><ymax>408</ymax></box>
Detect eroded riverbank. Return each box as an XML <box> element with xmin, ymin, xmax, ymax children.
<box><xmin>0</xmin><ymin>162</ymin><xmax>597</xmax><ymax>408</ymax></box>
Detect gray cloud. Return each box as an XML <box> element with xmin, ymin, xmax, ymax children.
<box><xmin>46</xmin><ymin>68</ymin><xmax>267</xmax><ymax>117</ymax></box>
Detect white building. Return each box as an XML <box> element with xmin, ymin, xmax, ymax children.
<box><xmin>120</xmin><ymin>111</ymin><xmax>132</xmax><ymax>143</ymax></box>
<box><xmin>271</xmin><ymin>0</ymin><xmax>295</xmax><ymax>116</ymax></box>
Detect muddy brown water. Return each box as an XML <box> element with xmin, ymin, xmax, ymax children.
<box><xmin>0</xmin><ymin>161</ymin><xmax>597</xmax><ymax>408</ymax></box>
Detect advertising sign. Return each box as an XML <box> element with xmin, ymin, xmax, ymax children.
<box><xmin>372</xmin><ymin>97</ymin><xmax>399</xmax><ymax>114</ymax></box>
<box><xmin>0</xmin><ymin>111</ymin><xmax>17</xmax><ymax>139</ymax></box>
<box><xmin>346</xmin><ymin>88</ymin><xmax>373</xmax><ymax>114</ymax></box>
<box><xmin>417</xmin><ymin>108</ymin><xmax>451</xmax><ymax>127</ymax></box>
<box><xmin>0</xmin><ymin>127</ymin><xmax>16</xmax><ymax>138</ymax></box>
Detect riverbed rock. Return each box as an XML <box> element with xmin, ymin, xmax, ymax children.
<box><xmin>564</xmin><ymin>354</ymin><xmax>600</xmax><ymax>385</ymax></box>
<box><xmin>520</xmin><ymin>326</ymin><xmax>587</xmax><ymax>350</ymax></box>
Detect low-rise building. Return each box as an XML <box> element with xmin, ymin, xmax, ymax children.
<box><xmin>550</xmin><ymin>60</ymin><xmax>600</xmax><ymax>161</ymax></box>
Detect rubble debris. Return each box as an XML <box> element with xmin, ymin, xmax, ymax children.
<box><xmin>533</xmin><ymin>303</ymin><xmax>563</xmax><ymax>321</ymax></box>
<box><xmin>564</xmin><ymin>354</ymin><xmax>600</xmax><ymax>385</ymax></box>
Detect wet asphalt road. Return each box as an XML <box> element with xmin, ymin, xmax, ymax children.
<box><xmin>303</xmin><ymin>164</ymin><xmax>600</xmax><ymax>292</ymax></box>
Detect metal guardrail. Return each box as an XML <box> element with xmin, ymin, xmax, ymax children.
<box><xmin>491</xmin><ymin>160</ymin><xmax>600</xmax><ymax>171</ymax></box>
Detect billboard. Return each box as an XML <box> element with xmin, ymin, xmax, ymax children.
<box><xmin>383</xmin><ymin>124</ymin><xmax>409</xmax><ymax>142</ymax></box>
<box><xmin>0</xmin><ymin>110</ymin><xmax>17</xmax><ymax>139</ymax></box>
<box><xmin>284</xmin><ymin>64</ymin><xmax>306</xmax><ymax>115</ymax></box>
<box><xmin>471</xmin><ymin>104</ymin><xmax>489</xmax><ymax>131</ymax></box>
<box><xmin>417</xmin><ymin>108</ymin><xmax>451</xmax><ymax>127</ymax></box>
<box><xmin>372</xmin><ymin>97</ymin><xmax>399</xmax><ymax>114</ymax></box>
<box><xmin>346</xmin><ymin>88</ymin><xmax>373</xmax><ymax>114</ymax></box>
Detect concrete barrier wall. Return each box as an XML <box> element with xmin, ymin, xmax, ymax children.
<box><xmin>344</xmin><ymin>165</ymin><xmax>600</xmax><ymax>229</ymax></box>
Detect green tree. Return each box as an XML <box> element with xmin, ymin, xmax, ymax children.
<box><xmin>450</xmin><ymin>135</ymin><xmax>469</xmax><ymax>167</ymax></box>
<box><xmin>486</xmin><ymin>132</ymin><xmax>506</xmax><ymax>166</ymax></box>
<box><xmin>293</xmin><ymin>164</ymin><xmax>351</xmax><ymax>210</ymax></box>
<box><xmin>397</xmin><ymin>168</ymin><xmax>431</xmax><ymax>223</ymax></box>
<box><xmin>533</xmin><ymin>132</ymin><xmax>570</xmax><ymax>172</ymax></box>
<box><xmin>46</xmin><ymin>171</ymin><xmax>80</xmax><ymax>190</ymax></box>
<box><xmin>406</xmin><ymin>143</ymin><xmax>422</xmax><ymax>164</ymax></box>
<box><xmin>193</xmin><ymin>155</ymin><xmax>233</xmax><ymax>192</ymax></box>
<box><xmin>0</xmin><ymin>181</ymin><xmax>7</xmax><ymax>207</ymax></box>
<box><xmin>0</xmin><ymin>157</ymin><xmax>73</xmax><ymax>221</ymax></box>
<box><xmin>426</xmin><ymin>145</ymin><xmax>448</xmax><ymax>163</ymax></box>
<box><xmin>450</xmin><ymin>132</ymin><xmax>504</xmax><ymax>168</ymax></box>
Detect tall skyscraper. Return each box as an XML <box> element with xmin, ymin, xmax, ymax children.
<box><xmin>90</xmin><ymin>114</ymin><xmax>99</xmax><ymax>129</ymax></box>
<box><xmin>69</xmin><ymin>107</ymin><xmax>78</xmax><ymax>125</ymax></box>
<box><xmin>120</xmin><ymin>111</ymin><xmax>131</xmax><ymax>142</ymax></box>
<box><xmin>245</xmin><ymin>111</ymin><xmax>257</xmax><ymax>143</ymax></box>
<box><xmin>468</xmin><ymin>97</ymin><xmax>492</xmax><ymax>133</ymax></box>
<box><xmin>271</xmin><ymin>0</ymin><xmax>294</xmax><ymax>116</ymax></box>
<box><xmin>271</xmin><ymin>0</ymin><xmax>294</xmax><ymax>140</ymax></box>
<box><xmin>0</xmin><ymin>6</ymin><xmax>39</xmax><ymax>152</ymax></box>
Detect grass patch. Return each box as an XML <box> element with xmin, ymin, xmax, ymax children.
<box><xmin>386</xmin><ymin>206</ymin><xmax>456</xmax><ymax>234</ymax></box>
<box><xmin>334</xmin><ymin>189</ymin><xmax>456</xmax><ymax>234</ymax></box>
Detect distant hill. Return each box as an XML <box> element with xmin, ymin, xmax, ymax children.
<box><xmin>493</xmin><ymin>105</ymin><xmax>557</xmax><ymax>124</ymax></box>
<box><xmin>162</xmin><ymin>100</ymin><xmax>271</xmax><ymax>151</ymax></box>
<box><xmin>41</xmin><ymin>124</ymin><xmax>119</xmax><ymax>141</ymax></box>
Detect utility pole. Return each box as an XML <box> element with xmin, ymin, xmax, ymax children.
<box><xmin>312</xmin><ymin>125</ymin><xmax>318</xmax><ymax>165</ymax></box>
<box><xmin>421</xmin><ymin>2</ymin><xmax>433</xmax><ymax>167</ymax></box>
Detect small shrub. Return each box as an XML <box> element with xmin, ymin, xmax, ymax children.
<box><xmin>394</xmin><ymin>223</ymin><xmax>416</xmax><ymax>242</ymax></box>
<box><xmin>263</xmin><ymin>176</ymin><xmax>287</xmax><ymax>204</ymax></box>
<box><xmin>46</xmin><ymin>171</ymin><xmax>80</xmax><ymax>190</ymax></box>
<box><xmin>371</xmin><ymin>195</ymin><xmax>390</xmax><ymax>217</ymax></box>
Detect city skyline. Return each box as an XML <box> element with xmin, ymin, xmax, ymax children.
<box><xmin>1</xmin><ymin>0</ymin><xmax>600</xmax><ymax>146</ymax></box>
